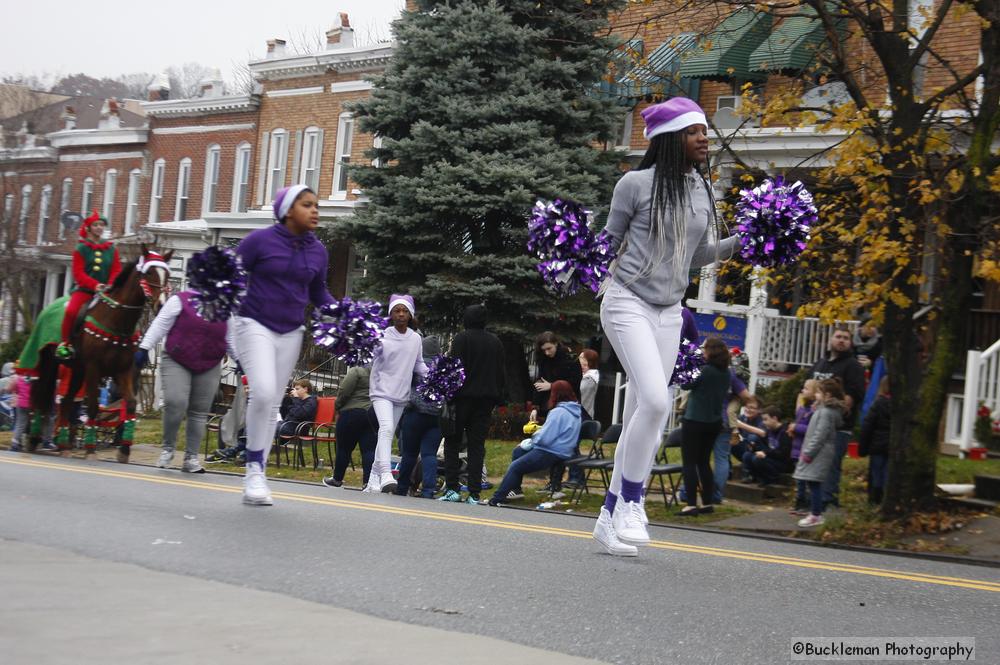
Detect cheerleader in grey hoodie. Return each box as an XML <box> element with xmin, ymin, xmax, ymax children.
<box><xmin>232</xmin><ymin>184</ymin><xmax>336</xmax><ymax>506</ymax></box>
<box><xmin>594</xmin><ymin>98</ymin><xmax>739</xmax><ymax>556</ymax></box>
<box><xmin>366</xmin><ymin>294</ymin><xmax>428</xmax><ymax>493</ymax></box>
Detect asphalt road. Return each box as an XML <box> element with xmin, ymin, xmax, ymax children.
<box><xmin>2</xmin><ymin>453</ymin><xmax>999</xmax><ymax>665</ymax></box>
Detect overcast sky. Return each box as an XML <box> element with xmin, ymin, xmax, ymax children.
<box><xmin>2</xmin><ymin>0</ymin><xmax>404</xmax><ymax>86</ymax></box>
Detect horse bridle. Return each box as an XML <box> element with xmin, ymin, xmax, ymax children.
<box><xmin>99</xmin><ymin>254</ymin><xmax>172</xmax><ymax>311</ymax></box>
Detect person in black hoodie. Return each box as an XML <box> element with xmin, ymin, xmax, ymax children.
<box><xmin>858</xmin><ymin>375</ymin><xmax>891</xmax><ymax>504</ymax></box>
<box><xmin>529</xmin><ymin>332</ymin><xmax>583</xmax><ymax>424</ymax></box>
<box><xmin>440</xmin><ymin>304</ymin><xmax>507</xmax><ymax>503</ymax></box>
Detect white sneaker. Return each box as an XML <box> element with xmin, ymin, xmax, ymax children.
<box><xmin>379</xmin><ymin>471</ymin><xmax>398</xmax><ymax>494</ymax></box>
<box><xmin>613</xmin><ymin>500</ymin><xmax>650</xmax><ymax>545</ymax></box>
<box><xmin>638</xmin><ymin>494</ymin><xmax>649</xmax><ymax>525</ymax></box>
<box><xmin>798</xmin><ymin>514</ymin><xmax>825</xmax><ymax>527</ymax></box>
<box><xmin>242</xmin><ymin>462</ymin><xmax>273</xmax><ymax>506</ymax></box>
<box><xmin>181</xmin><ymin>456</ymin><xmax>204</xmax><ymax>474</ymax></box>
<box><xmin>593</xmin><ymin>507</ymin><xmax>638</xmax><ymax>557</ymax></box>
<box><xmin>361</xmin><ymin>476</ymin><xmax>380</xmax><ymax>493</ymax></box>
<box><xmin>156</xmin><ymin>450</ymin><xmax>174</xmax><ymax>468</ymax></box>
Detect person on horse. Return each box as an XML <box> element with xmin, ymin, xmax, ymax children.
<box><xmin>56</xmin><ymin>211</ymin><xmax>122</xmax><ymax>360</ymax></box>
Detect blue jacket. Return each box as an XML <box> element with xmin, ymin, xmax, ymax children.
<box><xmin>531</xmin><ymin>401</ymin><xmax>582</xmax><ymax>459</ymax></box>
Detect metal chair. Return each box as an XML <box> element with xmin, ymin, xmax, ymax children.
<box><xmin>647</xmin><ymin>427</ymin><xmax>683</xmax><ymax>507</ymax></box>
<box><xmin>568</xmin><ymin>423</ymin><xmax>621</xmax><ymax>505</ymax></box>
<box><xmin>290</xmin><ymin>396</ymin><xmax>336</xmax><ymax>470</ymax></box>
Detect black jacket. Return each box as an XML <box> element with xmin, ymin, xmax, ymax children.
<box><xmin>534</xmin><ymin>348</ymin><xmax>582</xmax><ymax>419</ymax></box>
<box><xmin>285</xmin><ymin>394</ymin><xmax>318</xmax><ymax>424</ymax></box>
<box><xmin>810</xmin><ymin>351</ymin><xmax>866</xmax><ymax>427</ymax></box>
<box><xmin>450</xmin><ymin>305</ymin><xmax>507</xmax><ymax>404</ymax></box>
<box><xmin>858</xmin><ymin>395</ymin><xmax>891</xmax><ymax>457</ymax></box>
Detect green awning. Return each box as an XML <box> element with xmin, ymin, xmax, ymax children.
<box><xmin>619</xmin><ymin>33</ymin><xmax>700</xmax><ymax>102</ymax></box>
<box><xmin>678</xmin><ymin>8</ymin><xmax>773</xmax><ymax>81</ymax></box>
<box><xmin>749</xmin><ymin>13</ymin><xmax>827</xmax><ymax>73</ymax></box>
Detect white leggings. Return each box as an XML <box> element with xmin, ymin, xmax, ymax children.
<box><xmin>600</xmin><ymin>282</ymin><xmax>682</xmax><ymax>496</ymax></box>
<box><xmin>232</xmin><ymin>316</ymin><xmax>303</xmax><ymax>460</ymax></box>
<box><xmin>371</xmin><ymin>398</ymin><xmax>406</xmax><ymax>476</ymax></box>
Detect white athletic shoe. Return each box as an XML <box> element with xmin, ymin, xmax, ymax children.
<box><xmin>593</xmin><ymin>507</ymin><xmax>638</xmax><ymax>557</ymax></box>
<box><xmin>156</xmin><ymin>450</ymin><xmax>174</xmax><ymax>468</ymax></box>
<box><xmin>379</xmin><ymin>471</ymin><xmax>398</xmax><ymax>494</ymax></box>
<box><xmin>361</xmin><ymin>476</ymin><xmax>380</xmax><ymax>493</ymax></box>
<box><xmin>181</xmin><ymin>456</ymin><xmax>205</xmax><ymax>474</ymax></box>
<box><xmin>638</xmin><ymin>494</ymin><xmax>649</xmax><ymax>525</ymax></box>
<box><xmin>613</xmin><ymin>500</ymin><xmax>650</xmax><ymax>545</ymax></box>
<box><xmin>242</xmin><ymin>462</ymin><xmax>273</xmax><ymax>506</ymax></box>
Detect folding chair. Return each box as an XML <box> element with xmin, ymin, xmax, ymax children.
<box><xmin>569</xmin><ymin>423</ymin><xmax>621</xmax><ymax>505</ymax></box>
<box><xmin>555</xmin><ymin>419</ymin><xmax>601</xmax><ymax>489</ymax></box>
<box><xmin>647</xmin><ymin>427</ymin><xmax>683</xmax><ymax>507</ymax></box>
<box><xmin>291</xmin><ymin>396</ymin><xmax>336</xmax><ymax>470</ymax></box>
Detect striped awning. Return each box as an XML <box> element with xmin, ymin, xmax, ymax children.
<box><xmin>749</xmin><ymin>12</ymin><xmax>829</xmax><ymax>74</ymax></box>
<box><xmin>618</xmin><ymin>33</ymin><xmax>700</xmax><ymax>102</ymax></box>
<box><xmin>678</xmin><ymin>9</ymin><xmax>774</xmax><ymax>81</ymax></box>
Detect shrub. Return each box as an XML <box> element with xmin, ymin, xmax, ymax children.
<box><xmin>756</xmin><ymin>369</ymin><xmax>808</xmax><ymax>421</ymax></box>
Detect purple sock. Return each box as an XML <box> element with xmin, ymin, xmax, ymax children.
<box><xmin>603</xmin><ymin>491</ymin><xmax>618</xmax><ymax>515</ymax></box>
<box><xmin>621</xmin><ymin>478</ymin><xmax>644</xmax><ymax>504</ymax></box>
<box><xmin>246</xmin><ymin>449</ymin><xmax>265</xmax><ymax>466</ymax></box>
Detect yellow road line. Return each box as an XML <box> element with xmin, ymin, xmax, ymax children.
<box><xmin>4</xmin><ymin>455</ymin><xmax>1000</xmax><ymax>593</ymax></box>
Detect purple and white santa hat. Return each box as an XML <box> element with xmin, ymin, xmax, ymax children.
<box><xmin>272</xmin><ymin>184</ymin><xmax>312</xmax><ymax>222</ymax></box>
<box><xmin>641</xmin><ymin>97</ymin><xmax>708</xmax><ymax>140</ymax></box>
<box><xmin>388</xmin><ymin>293</ymin><xmax>415</xmax><ymax>318</ymax></box>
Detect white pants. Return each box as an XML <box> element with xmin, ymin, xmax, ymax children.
<box><xmin>232</xmin><ymin>316</ymin><xmax>303</xmax><ymax>460</ymax></box>
<box><xmin>371</xmin><ymin>398</ymin><xmax>406</xmax><ymax>476</ymax></box>
<box><xmin>600</xmin><ymin>282</ymin><xmax>682</xmax><ymax>495</ymax></box>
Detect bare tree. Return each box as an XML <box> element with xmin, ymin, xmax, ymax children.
<box><xmin>166</xmin><ymin>63</ymin><xmax>217</xmax><ymax>99</ymax></box>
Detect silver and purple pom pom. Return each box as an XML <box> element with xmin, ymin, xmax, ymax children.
<box><xmin>312</xmin><ymin>299</ymin><xmax>388</xmax><ymax>367</ymax></box>
<box><xmin>670</xmin><ymin>338</ymin><xmax>706</xmax><ymax>387</ymax></box>
<box><xmin>528</xmin><ymin>198</ymin><xmax>616</xmax><ymax>296</ymax></box>
<box><xmin>734</xmin><ymin>176</ymin><xmax>816</xmax><ymax>268</ymax></box>
<box><xmin>416</xmin><ymin>355</ymin><xmax>467</xmax><ymax>404</ymax></box>
<box><xmin>186</xmin><ymin>246</ymin><xmax>248</xmax><ymax>322</ymax></box>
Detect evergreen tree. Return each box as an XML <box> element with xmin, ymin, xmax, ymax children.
<box><xmin>333</xmin><ymin>0</ymin><xmax>627</xmax><ymax>397</ymax></box>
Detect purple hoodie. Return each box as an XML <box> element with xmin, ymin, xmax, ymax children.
<box><xmin>790</xmin><ymin>404</ymin><xmax>815</xmax><ymax>461</ymax></box>
<box><xmin>237</xmin><ymin>224</ymin><xmax>335</xmax><ymax>333</ymax></box>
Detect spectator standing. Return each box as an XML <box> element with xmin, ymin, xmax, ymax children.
<box><xmin>853</xmin><ymin>319</ymin><xmax>883</xmax><ymax>371</ymax></box>
<box><xmin>793</xmin><ymin>378</ymin><xmax>846</xmax><ymax>527</ymax></box>
<box><xmin>858</xmin><ymin>376</ymin><xmax>891</xmax><ymax>505</ymax></box>
<box><xmin>677</xmin><ymin>338</ymin><xmax>732</xmax><ymax>515</ymax></box>
<box><xmin>441</xmin><ymin>304</ymin><xmax>506</xmax><ymax>504</ymax></box>
<box><xmin>809</xmin><ymin>326</ymin><xmax>866</xmax><ymax>508</ymax></box>
<box><xmin>788</xmin><ymin>379</ymin><xmax>819</xmax><ymax>514</ymax></box>
<box><xmin>578</xmin><ymin>349</ymin><xmax>600</xmax><ymax>417</ymax></box>
<box><xmin>395</xmin><ymin>336</ymin><xmax>444</xmax><ymax>498</ymax></box>
<box><xmin>6</xmin><ymin>367</ymin><xmax>30</xmax><ymax>452</ymax></box>
<box><xmin>322</xmin><ymin>366</ymin><xmax>376</xmax><ymax>487</ymax></box>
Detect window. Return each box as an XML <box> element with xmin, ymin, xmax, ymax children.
<box><xmin>2</xmin><ymin>194</ymin><xmax>12</xmax><ymax>249</ymax></box>
<box><xmin>59</xmin><ymin>178</ymin><xmax>72</xmax><ymax>240</ymax></box>
<box><xmin>203</xmin><ymin>144</ymin><xmax>221</xmax><ymax>214</ymax></box>
<box><xmin>81</xmin><ymin>177</ymin><xmax>94</xmax><ymax>215</ymax></box>
<box><xmin>299</xmin><ymin>127</ymin><xmax>323</xmax><ymax>191</ymax></box>
<box><xmin>17</xmin><ymin>185</ymin><xmax>32</xmax><ymax>244</ymax></box>
<box><xmin>371</xmin><ymin>135</ymin><xmax>384</xmax><ymax>168</ymax></box>
<box><xmin>266</xmin><ymin>129</ymin><xmax>288</xmax><ymax>202</ymax></box>
<box><xmin>103</xmin><ymin>169</ymin><xmax>117</xmax><ymax>229</ymax></box>
<box><xmin>232</xmin><ymin>142</ymin><xmax>252</xmax><ymax>213</ymax></box>
<box><xmin>37</xmin><ymin>185</ymin><xmax>52</xmax><ymax>244</ymax></box>
<box><xmin>149</xmin><ymin>158</ymin><xmax>166</xmax><ymax>222</ymax></box>
<box><xmin>616</xmin><ymin>110</ymin><xmax>633</xmax><ymax>149</ymax></box>
<box><xmin>175</xmin><ymin>158</ymin><xmax>192</xmax><ymax>221</ymax></box>
<box><xmin>332</xmin><ymin>113</ymin><xmax>354</xmax><ymax>199</ymax></box>
<box><xmin>124</xmin><ymin>169</ymin><xmax>141</xmax><ymax>235</ymax></box>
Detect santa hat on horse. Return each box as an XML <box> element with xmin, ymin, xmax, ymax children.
<box><xmin>79</xmin><ymin>210</ymin><xmax>106</xmax><ymax>239</ymax></box>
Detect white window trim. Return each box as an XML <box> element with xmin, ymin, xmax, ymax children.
<box><xmin>300</xmin><ymin>126</ymin><xmax>322</xmax><ymax>192</ymax></box>
<box><xmin>175</xmin><ymin>158</ymin><xmax>192</xmax><ymax>221</ymax></box>
<box><xmin>2</xmin><ymin>194</ymin><xmax>13</xmax><ymax>249</ymax></box>
<box><xmin>266</xmin><ymin>129</ymin><xmax>288</xmax><ymax>202</ymax></box>
<box><xmin>149</xmin><ymin>158</ymin><xmax>166</xmax><ymax>223</ymax></box>
<box><xmin>331</xmin><ymin>113</ymin><xmax>354</xmax><ymax>200</ymax></box>
<box><xmin>37</xmin><ymin>184</ymin><xmax>52</xmax><ymax>245</ymax></box>
<box><xmin>81</xmin><ymin>177</ymin><xmax>94</xmax><ymax>215</ymax></box>
<box><xmin>202</xmin><ymin>144</ymin><xmax>221</xmax><ymax>214</ymax></box>
<box><xmin>103</xmin><ymin>168</ymin><xmax>118</xmax><ymax>229</ymax></box>
<box><xmin>59</xmin><ymin>178</ymin><xmax>72</xmax><ymax>240</ymax></box>
<box><xmin>616</xmin><ymin>110</ymin><xmax>633</xmax><ymax>149</ymax></box>
<box><xmin>18</xmin><ymin>184</ymin><xmax>32</xmax><ymax>244</ymax></box>
<box><xmin>125</xmin><ymin>168</ymin><xmax>141</xmax><ymax>235</ymax></box>
<box><xmin>231</xmin><ymin>142</ymin><xmax>252</xmax><ymax>213</ymax></box>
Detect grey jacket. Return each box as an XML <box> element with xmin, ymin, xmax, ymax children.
<box><xmin>792</xmin><ymin>400</ymin><xmax>845</xmax><ymax>483</ymax></box>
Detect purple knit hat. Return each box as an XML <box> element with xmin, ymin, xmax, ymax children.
<box><xmin>388</xmin><ymin>294</ymin><xmax>415</xmax><ymax>318</ymax></box>
<box><xmin>272</xmin><ymin>184</ymin><xmax>312</xmax><ymax>222</ymax></box>
<box><xmin>641</xmin><ymin>98</ymin><xmax>707</xmax><ymax>140</ymax></box>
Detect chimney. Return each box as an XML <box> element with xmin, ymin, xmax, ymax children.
<box><xmin>326</xmin><ymin>13</ymin><xmax>354</xmax><ymax>49</ymax></box>
<box><xmin>266</xmin><ymin>38</ymin><xmax>287</xmax><ymax>59</ymax></box>
<box><xmin>98</xmin><ymin>99</ymin><xmax>121</xmax><ymax>130</ymax></box>
<box><xmin>61</xmin><ymin>106</ymin><xmax>77</xmax><ymax>130</ymax></box>
<box><xmin>147</xmin><ymin>72</ymin><xmax>171</xmax><ymax>101</ymax></box>
<box><xmin>199</xmin><ymin>68</ymin><xmax>225</xmax><ymax>98</ymax></box>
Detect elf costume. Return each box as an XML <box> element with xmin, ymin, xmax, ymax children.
<box><xmin>56</xmin><ymin>211</ymin><xmax>122</xmax><ymax>359</ymax></box>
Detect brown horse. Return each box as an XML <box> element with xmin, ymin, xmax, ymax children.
<box><xmin>31</xmin><ymin>244</ymin><xmax>173</xmax><ymax>461</ymax></box>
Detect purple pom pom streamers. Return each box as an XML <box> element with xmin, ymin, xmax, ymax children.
<box><xmin>416</xmin><ymin>355</ymin><xmax>466</xmax><ymax>404</ymax></box>
<box><xmin>734</xmin><ymin>176</ymin><xmax>816</xmax><ymax>268</ymax></box>
<box><xmin>312</xmin><ymin>298</ymin><xmax>388</xmax><ymax>366</ymax></box>
<box><xmin>528</xmin><ymin>198</ymin><xmax>616</xmax><ymax>296</ymax></box>
<box><xmin>670</xmin><ymin>338</ymin><xmax>705</xmax><ymax>387</ymax></box>
<box><xmin>186</xmin><ymin>246</ymin><xmax>248</xmax><ymax>322</ymax></box>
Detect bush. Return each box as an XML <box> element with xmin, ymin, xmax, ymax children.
<box><xmin>489</xmin><ymin>402</ymin><xmax>532</xmax><ymax>441</ymax></box>
<box><xmin>755</xmin><ymin>369</ymin><xmax>808</xmax><ymax>421</ymax></box>
<box><xmin>0</xmin><ymin>329</ymin><xmax>31</xmax><ymax>366</ymax></box>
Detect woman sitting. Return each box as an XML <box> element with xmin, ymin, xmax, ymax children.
<box><xmin>487</xmin><ymin>380</ymin><xmax>582</xmax><ymax>506</ymax></box>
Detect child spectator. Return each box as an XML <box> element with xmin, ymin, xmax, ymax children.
<box><xmin>8</xmin><ymin>370</ymin><xmax>31</xmax><ymax>452</ymax></box>
<box><xmin>732</xmin><ymin>396</ymin><xmax>764</xmax><ymax>479</ymax></box>
<box><xmin>788</xmin><ymin>379</ymin><xmax>819</xmax><ymax>515</ymax></box>
<box><xmin>858</xmin><ymin>375</ymin><xmax>891</xmax><ymax>505</ymax></box>
<box><xmin>277</xmin><ymin>379</ymin><xmax>317</xmax><ymax>438</ymax></box>
<box><xmin>741</xmin><ymin>405</ymin><xmax>792</xmax><ymax>485</ymax></box>
<box><xmin>792</xmin><ymin>378</ymin><xmax>846</xmax><ymax>527</ymax></box>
